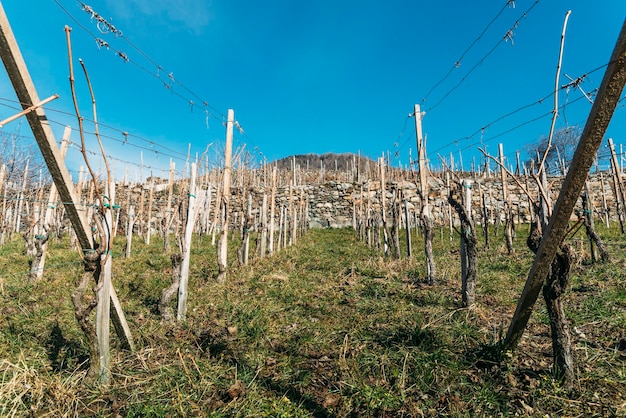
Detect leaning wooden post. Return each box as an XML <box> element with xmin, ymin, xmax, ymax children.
<box><xmin>0</xmin><ymin>5</ymin><xmax>134</xmax><ymax>356</ymax></box>
<box><xmin>216</xmin><ymin>109</ymin><xmax>234</xmax><ymax>283</ymax></box>
<box><xmin>177</xmin><ymin>162</ymin><xmax>198</xmax><ymax>320</ymax></box>
<box><xmin>415</xmin><ymin>104</ymin><xmax>436</xmax><ymax>284</ymax></box>
<box><xmin>503</xmin><ymin>20</ymin><xmax>626</xmax><ymax>351</ymax></box>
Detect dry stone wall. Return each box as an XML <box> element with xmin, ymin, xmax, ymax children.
<box><xmin>114</xmin><ymin>172</ymin><xmax>617</xmax><ymax>232</ymax></box>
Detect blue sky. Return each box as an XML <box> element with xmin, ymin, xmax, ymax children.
<box><xmin>0</xmin><ymin>0</ymin><xmax>624</xmax><ymax>180</ymax></box>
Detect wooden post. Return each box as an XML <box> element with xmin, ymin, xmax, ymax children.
<box><xmin>291</xmin><ymin>187</ymin><xmax>298</xmax><ymax>244</ymax></box>
<box><xmin>243</xmin><ymin>193</ymin><xmax>252</xmax><ymax>264</ymax></box>
<box><xmin>177</xmin><ymin>163</ymin><xmax>198</xmax><ymax>320</ymax></box>
<box><xmin>598</xmin><ymin>170</ymin><xmax>610</xmax><ymax>227</ymax></box>
<box><xmin>504</xmin><ymin>20</ymin><xmax>626</xmax><ymax>351</ymax></box>
<box><xmin>415</xmin><ymin>104</ymin><xmax>436</xmax><ymax>284</ymax></box>
<box><xmin>268</xmin><ymin>166</ymin><xmax>277</xmax><ymax>255</ymax></box>
<box><xmin>379</xmin><ymin>156</ymin><xmax>389</xmax><ymax>256</ymax></box>
<box><xmin>583</xmin><ymin>182</ymin><xmax>598</xmax><ymax>263</ymax></box>
<box><xmin>480</xmin><ymin>183</ymin><xmax>490</xmax><ymax>249</ymax></box>
<box><xmin>96</xmin><ymin>181</ymin><xmax>114</xmax><ymax>385</ymax></box>
<box><xmin>14</xmin><ymin>157</ymin><xmax>28</xmax><ymax>233</ymax></box>
<box><xmin>288</xmin><ymin>184</ymin><xmax>295</xmax><ymax>246</ymax></box>
<box><xmin>145</xmin><ymin>177</ymin><xmax>154</xmax><ymax>245</ymax></box>
<box><xmin>164</xmin><ymin>160</ymin><xmax>175</xmax><ymax>249</ymax></box>
<box><xmin>210</xmin><ymin>178</ymin><xmax>222</xmax><ymax>246</ymax></box>
<box><xmin>32</xmin><ymin>127</ymin><xmax>71</xmax><ymax>281</ymax></box>
<box><xmin>403</xmin><ymin>193</ymin><xmax>412</xmax><ymax>258</ymax></box>
<box><xmin>608</xmin><ymin>137</ymin><xmax>626</xmax><ymax>233</ymax></box>
<box><xmin>277</xmin><ymin>204</ymin><xmax>284</xmax><ymax>251</ymax></box>
<box><xmin>125</xmin><ymin>205</ymin><xmax>135</xmax><ymax>258</ymax></box>
<box><xmin>260</xmin><ymin>194</ymin><xmax>268</xmax><ymax>258</ymax></box>
<box><xmin>217</xmin><ymin>109</ymin><xmax>234</xmax><ymax>282</ymax></box>
<box><xmin>500</xmin><ymin>143</ymin><xmax>514</xmax><ymax>253</ymax></box>
<box><xmin>0</xmin><ymin>163</ymin><xmax>5</xmax><ymax>244</ymax></box>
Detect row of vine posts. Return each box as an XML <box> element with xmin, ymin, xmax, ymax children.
<box><xmin>1</xmin><ymin>3</ymin><xmax>624</xmax><ymax>390</ymax></box>
<box><xmin>0</xmin><ymin>4</ymin><xmax>310</xmax><ymax>385</ymax></box>
<box><xmin>353</xmin><ymin>16</ymin><xmax>625</xmax><ymax>387</ymax></box>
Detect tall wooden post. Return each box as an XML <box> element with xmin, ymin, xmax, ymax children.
<box><xmin>415</xmin><ymin>104</ymin><xmax>436</xmax><ymax>284</ymax></box>
<box><xmin>177</xmin><ymin>163</ymin><xmax>198</xmax><ymax>320</ymax></box>
<box><xmin>217</xmin><ymin>109</ymin><xmax>234</xmax><ymax>283</ymax></box>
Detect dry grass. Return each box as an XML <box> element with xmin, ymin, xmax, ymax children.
<box><xmin>0</xmin><ymin>225</ymin><xmax>625</xmax><ymax>416</ymax></box>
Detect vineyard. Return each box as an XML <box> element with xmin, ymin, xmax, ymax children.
<box><xmin>0</xmin><ymin>1</ymin><xmax>625</xmax><ymax>417</ymax></box>
<box><xmin>2</xmin><ymin>143</ymin><xmax>626</xmax><ymax>416</ymax></box>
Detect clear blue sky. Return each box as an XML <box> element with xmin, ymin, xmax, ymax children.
<box><xmin>0</xmin><ymin>1</ymin><xmax>624</xmax><ymax>180</ymax></box>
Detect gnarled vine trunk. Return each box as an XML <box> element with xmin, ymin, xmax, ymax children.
<box><xmin>527</xmin><ymin>220</ymin><xmax>575</xmax><ymax>386</ymax></box>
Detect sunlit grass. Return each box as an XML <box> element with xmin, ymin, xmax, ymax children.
<box><xmin>0</xmin><ymin>224</ymin><xmax>624</xmax><ymax>416</ymax></box>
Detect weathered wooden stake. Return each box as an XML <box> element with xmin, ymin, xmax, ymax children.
<box><xmin>260</xmin><ymin>194</ymin><xmax>268</xmax><ymax>258</ymax></box>
<box><xmin>415</xmin><ymin>104</ymin><xmax>436</xmax><ymax>284</ymax></box>
<box><xmin>164</xmin><ymin>160</ymin><xmax>175</xmax><ymax>250</ymax></box>
<box><xmin>96</xmin><ymin>181</ymin><xmax>114</xmax><ymax>385</ymax></box>
<box><xmin>177</xmin><ymin>162</ymin><xmax>198</xmax><ymax>320</ymax></box>
<box><xmin>500</xmin><ymin>144</ymin><xmax>514</xmax><ymax>254</ymax></box>
<box><xmin>216</xmin><ymin>109</ymin><xmax>234</xmax><ymax>283</ymax></box>
<box><xmin>608</xmin><ymin>137</ymin><xmax>626</xmax><ymax>233</ymax></box>
<box><xmin>268</xmin><ymin>166</ymin><xmax>277</xmax><ymax>255</ymax></box>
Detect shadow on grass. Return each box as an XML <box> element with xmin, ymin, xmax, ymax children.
<box><xmin>194</xmin><ymin>325</ymin><xmax>333</xmax><ymax>417</ymax></box>
<box><xmin>46</xmin><ymin>321</ymin><xmax>89</xmax><ymax>372</ymax></box>
<box><xmin>372</xmin><ymin>325</ymin><xmax>439</xmax><ymax>350</ymax></box>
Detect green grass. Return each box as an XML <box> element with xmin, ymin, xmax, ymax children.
<box><xmin>0</xmin><ymin>224</ymin><xmax>625</xmax><ymax>416</ymax></box>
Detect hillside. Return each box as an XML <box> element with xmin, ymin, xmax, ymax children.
<box><xmin>0</xmin><ymin>226</ymin><xmax>624</xmax><ymax>416</ymax></box>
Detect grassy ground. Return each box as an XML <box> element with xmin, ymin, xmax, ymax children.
<box><xmin>0</xmin><ymin>224</ymin><xmax>625</xmax><ymax>417</ymax></box>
